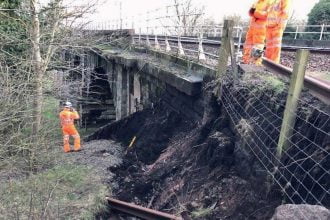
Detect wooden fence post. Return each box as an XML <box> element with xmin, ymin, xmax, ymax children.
<box><xmin>276</xmin><ymin>49</ymin><xmax>310</xmax><ymax>158</ymax></box>
<box><xmin>217</xmin><ymin>20</ymin><xmax>237</xmax><ymax>79</ymax></box>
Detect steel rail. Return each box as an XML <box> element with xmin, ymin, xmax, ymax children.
<box><xmin>133</xmin><ymin>35</ymin><xmax>330</xmax><ymax>103</ymax></box>
<box><xmin>133</xmin><ymin>35</ymin><xmax>330</xmax><ymax>53</ymax></box>
<box><xmin>262</xmin><ymin>58</ymin><xmax>330</xmax><ymax>104</ymax></box>
<box><xmin>107</xmin><ymin>197</ymin><xmax>182</xmax><ymax>220</ymax></box>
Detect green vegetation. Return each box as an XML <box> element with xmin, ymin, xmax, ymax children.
<box><xmin>43</xmin><ymin>96</ymin><xmax>58</xmax><ymax>121</ymax></box>
<box><xmin>0</xmin><ymin>93</ymin><xmax>109</xmax><ymax>218</ymax></box>
<box><xmin>283</xmin><ymin>25</ymin><xmax>297</xmax><ymax>39</ymax></box>
<box><xmin>42</xmin><ymin>96</ymin><xmax>62</xmax><ymax>140</ymax></box>
<box><xmin>306</xmin><ymin>0</ymin><xmax>330</xmax><ymax>40</ymax></box>
<box><xmin>191</xmin><ymin>207</ymin><xmax>214</xmax><ymax>219</ymax></box>
<box><xmin>0</xmin><ymin>0</ymin><xmax>21</xmax><ymax>9</ymax></box>
<box><xmin>0</xmin><ymin>0</ymin><xmax>28</xmax><ymax>62</ymax></box>
<box><xmin>0</xmin><ymin>164</ymin><xmax>108</xmax><ymax>219</ymax></box>
<box><xmin>242</xmin><ymin>71</ymin><xmax>286</xmax><ymax>95</ymax></box>
<box><xmin>0</xmin><ymin>0</ymin><xmax>108</xmax><ymax>218</ymax></box>
<box><xmin>260</xmin><ymin>75</ymin><xmax>286</xmax><ymax>95</ymax></box>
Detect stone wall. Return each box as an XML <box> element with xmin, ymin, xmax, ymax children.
<box><xmin>85</xmin><ymin>48</ymin><xmax>208</xmax><ymax>123</ymax></box>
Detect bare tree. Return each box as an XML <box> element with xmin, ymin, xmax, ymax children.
<box><xmin>29</xmin><ymin>0</ymin><xmax>99</xmax><ymax>136</ymax></box>
<box><xmin>30</xmin><ymin>0</ymin><xmax>43</xmax><ymax>137</ymax></box>
<box><xmin>0</xmin><ymin>0</ymin><xmax>113</xmax><ymax>218</ymax></box>
<box><xmin>172</xmin><ymin>0</ymin><xmax>205</xmax><ymax>36</ymax></box>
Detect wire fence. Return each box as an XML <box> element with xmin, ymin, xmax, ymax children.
<box><xmin>219</xmin><ymin>70</ymin><xmax>330</xmax><ymax>210</ymax></box>
<box><xmin>87</xmin><ymin>21</ymin><xmax>330</xmax><ymax>41</ymax></box>
<box><xmin>116</xmin><ymin>8</ymin><xmax>243</xmax><ymax>65</ymax></box>
<box><xmin>122</xmin><ymin>10</ymin><xmax>330</xmax><ymax>212</ymax></box>
<box><xmin>128</xmin><ymin>29</ymin><xmax>330</xmax><ymax>213</ymax></box>
<box><xmin>85</xmin><ymin>22</ymin><xmax>330</xmax><ymax>68</ymax></box>
<box><xmin>84</xmin><ymin>3</ymin><xmax>330</xmax><ymax>212</ymax></box>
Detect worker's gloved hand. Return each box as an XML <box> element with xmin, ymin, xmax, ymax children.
<box><xmin>251</xmin><ymin>47</ymin><xmax>264</xmax><ymax>58</ymax></box>
<box><xmin>249</xmin><ymin>8</ymin><xmax>256</xmax><ymax>16</ymax></box>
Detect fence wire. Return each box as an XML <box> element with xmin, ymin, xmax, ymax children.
<box><xmin>219</xmin><ymin>74</ymin><xmax>329</xmax><ymax>211</ymax></box>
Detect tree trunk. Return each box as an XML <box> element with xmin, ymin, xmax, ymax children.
<box><xmin>30</xmin><ymin>0</ymin><xmax>43</xmax><ymax>137</ymax></box>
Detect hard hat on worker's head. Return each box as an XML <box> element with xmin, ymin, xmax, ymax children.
<box><xmin>64</xmin><ymin>101</ymin><xmax>72</xmax><ymax>108</ymax></box>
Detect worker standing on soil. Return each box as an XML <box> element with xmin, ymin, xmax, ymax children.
<box><xmin>242</xmin><ymin>0</ymin><xmax>273</xmax><ymax>65</ymax></box>
<box><xmin>59</xmin><ymin>101</ymin><xmax>81</xmax><ymax>153</ymax></box>
<box><xmin>265</xmin><ymin>0</ymin><xmax>292</xmax><ymax>63</ymax></box>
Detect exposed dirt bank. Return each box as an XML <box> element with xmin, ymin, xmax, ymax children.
<box><xmin>88</xmin><ymin>72</ymin><xmax>329</xmax><ymax>219</ymax></box>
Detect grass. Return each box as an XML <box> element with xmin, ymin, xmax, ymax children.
<box><xmin>42</xmin><ymin>96</ymin><xmax>62</xmax><ymax>140</ymax></box>
<box><xmin>43</xmin><ymin>96</ymin><xmax>59</xmax><ymax>122</ymax></box>
<box><xmin>259</xmin><ymin>75</ymin><xmax>285</xmax><ymax>95</ymax></box>
<box><xmin>0</xmin><ymin>95</ymin><xmax>109</xmax><ymax>219</ymax></box>
<box><xmin>191</xmin><ymin>202</ymin><xmax>217</xmax><ymax>219</ymax></box>
<box><xmin>191</xmin><ymin>207</ymin><xmax>214</xmax><ymax>219</ymax></box>
<box><xmin>0</xmin><ymin>164</ymin><xmax>108</xmax><ymax>219</ymax></box>
<box><xmin>242</xmin><ymin>71</ymin><xmax>286</xmax><ymax>97</ymax></box>
<box><xmin>20</xmin><ymin>96</ymin><xmax>60</xmax><ymax>137</ymax></box>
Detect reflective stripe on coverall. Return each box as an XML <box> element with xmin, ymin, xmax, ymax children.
<box><xmin>59</xmin><ymin>108</ymin><xmax>81</xmax><ymax>152</ymax></box>
<box><xmin>265</xmin><ymin>0</ymin><xmax>292</xmax><ymax>63</ymax></box>
<box><xmin>242</xmin><ymin>0</ymin><xmax>272</xmax><ymax>65</ymax></box>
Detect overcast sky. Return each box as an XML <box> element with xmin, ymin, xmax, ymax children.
<box><xmin>87</xmin><ymin>0</ymin><xmax>320</xmax><ymax>23</ymax></box>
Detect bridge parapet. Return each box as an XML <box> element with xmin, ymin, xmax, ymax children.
<box><xmin>82</xmin><ymin>45</ymin><xmax>215</xmax><ymax>123</ymax></box>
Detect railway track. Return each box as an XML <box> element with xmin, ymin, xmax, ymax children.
<box><xmin>262</xmin><ymin>58</ymin><xmax>330</xmax><ymax>104</ymax></box>
<box><xmin>134</xmin><ymin>36</ymin><xmax>330</xmax><ymax>71</ymax></box>
<box><xmin>133</xmin><ymin>36</ymin><xmax>330</xmax><ymax>104</ymax></box>
<box><xmin>134</xmin><ymin>35</ymin><xmax>330</xmax><ymax>53</ymax></box>
<box><xmin>107</xmin><ymin>197</ymin><xmax>182</xmax><ymax>220</ymax></box>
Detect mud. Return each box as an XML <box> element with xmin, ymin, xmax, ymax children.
<box><xmin>87</xmin><ymin>71</ymin><xmax>329</xmax><ymax>219</ymax></box>
<box><xmin>104</xmin><ymin>90</ymin><xmax>279</xmax><ymax>219</ymax></box>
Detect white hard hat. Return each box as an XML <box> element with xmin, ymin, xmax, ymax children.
<box><xmin>64</xmin><ymin>101</ymin><xmax>72</xmax><ymax>108</ymax></box>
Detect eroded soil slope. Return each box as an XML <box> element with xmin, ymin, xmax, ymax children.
<box><xmin>88</xmin><ymin>73</ymin><xmax>329</xmax><ymax>219</ymax></box>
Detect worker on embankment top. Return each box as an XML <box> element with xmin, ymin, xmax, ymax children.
<box><xmin>59</xmin><ymin>101</ymin><xmax>81</xmax><ymax>153</ymax></box>
<box><xmin>242</xmin><ymin>0</ymin><xmax>273</xmax><ymax>65</ymax></box>
<box><xmin>265</xmin><ymin>0</ymin><xmax>292</xmax><ymax>63</ymax></box>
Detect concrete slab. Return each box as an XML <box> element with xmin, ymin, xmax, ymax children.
<box><xmin>100</xmin><ymin>49</ymin><xmax>204</xmax><ymax>96</ymax></box>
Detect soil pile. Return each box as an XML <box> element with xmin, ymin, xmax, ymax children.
<box><xmin>88</xmin><ymin>73</ymin><xmax>329</xmax><ymax>219</ymax></box>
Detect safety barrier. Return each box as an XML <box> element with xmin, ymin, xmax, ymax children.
<box><xmin>85</xmin><ymin>3</ymin><xmax>330</xmax><ymax>64</ymax></box>
<box><xmin>130</xmin><ymin>19</ymin><xmax>330</xmax><ymax>210</ymax></box>
<box><xmin>135</xmin><ymin>20</ymin><xmax>330</xmax><ymax>216</ymax></box>
<box><xmin>220</xmin><ymin>59</ymin><xmax>330</xmax><ymax>208</ymax></box>
<box><xmin>85</xmin><ymin>2</ymin><xmax>330</xmax><ymax>42</ymax></box>
<box><xmin>215</xmin><ymin>22</ymin><xmax>330</xmax><ymax>211</ymax></box>
<box><xmin>87</xmin><ymin>3</ymin><xmax>330</xmax><ymax>214</ymax></box>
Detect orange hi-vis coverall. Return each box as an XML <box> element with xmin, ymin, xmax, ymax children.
<box><xmin>265</xmin><ymin>0</ymin><xmax>292</xmax><ymax>63</ymax></box>
<box><xmin>59</xmin><ymin>108</ymin><xmax>81</xmax><ymax>152</ymax></box>
<box><xmin>242</xmin><ymin>0</ymin><xmax>272</xmax><ymax>65</ymax></box>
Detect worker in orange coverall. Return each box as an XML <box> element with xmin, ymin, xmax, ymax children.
<box><xmin>59</xmin><ymin>101</ymin><xmax>81</xmax><ymax>153</ymax></box>
<box><xmin>242</xmin><ymin>0</ymin><xmax>273</xmax><ymax>65</ymax></box>
<box><xmin>265</xmin><ymin>0</ymin><xmax>292</xmax><ymax>63</ymax></box>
